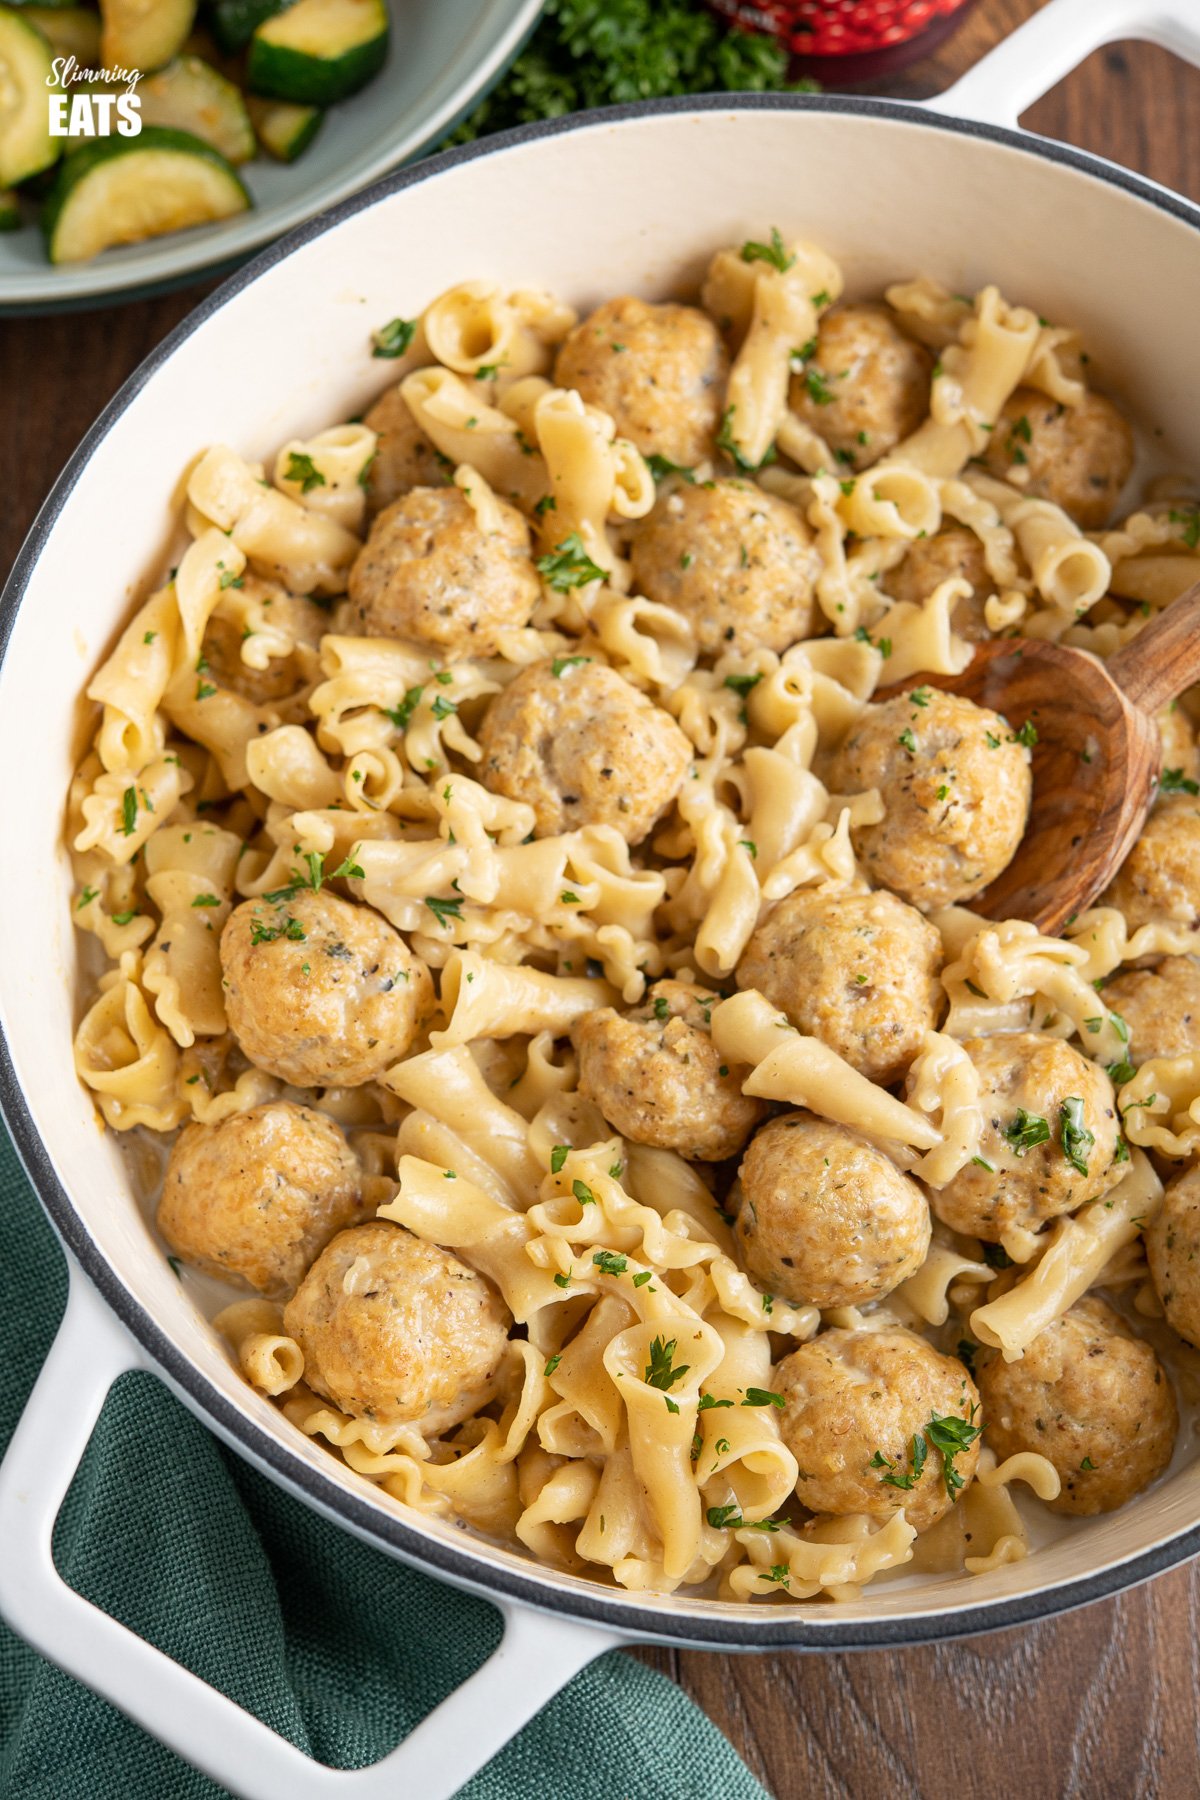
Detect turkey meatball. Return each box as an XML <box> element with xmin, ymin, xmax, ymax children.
<box><xmin>1102</xmin><ymin>956</ymin><xmax>1200</xmax><ymax>1064</ymax></box>
<box><xmin>221</xmin><ymin>889</ymin><xmax>432</xmax><ymax>1088</ymax></box>
<box><xmin>919</xmin><ymin>1032</ymin><xmax>1122</xmax><ymax>1245</ymax></box>
<box><xmin>734</xmin><ymin>1112</ymin><xmax>931</xmax><ymax>1308</ymax></box>
<box><xmin>572</xmin><ymin>978</ymin><xmax>765</xmax><ymax>1163</ymax></box>
<box><xmin>477</xmin><ymin>657</ymin><xmax>690</xmax><ymax>845</ymax></box>
<box><xmin>828</xmin><ymin>688</ymin><xmax>1032</xmax><ymax>910</ymax></box>
<box><xmin>885</xmin><ymin>526</ymin><xmax>993</xmax><ymax>642</ymax></box>
<box><xmin>775</xmin><ymin>1328</ymin><xmax>981</xmax><ymax>1532</ymax></box>
<box><xmin>629</xmin><ymin>479</ymin><xmax>819</xmax><ymax>656</ymax></box>
<box><xmin>283</xmin><ymin>1222</ymin><xmax>511</xmax><ymax>1433</ymax></box>
<box><xmin>978</xmin><ymin>1297</ymin><xmax>1176</xmax><ymax>1515</ymax></box>
<box><xmin>553</xmin><ymin>296</ymin><xmax>728</xmax><ymax>468</ymax></box>
<box><xmin>1146</xmin><ymin>1163</ymin><xmax>1200</xmax><ymax>1349</ymax></box>
<box><xmin>736</xmin><ymin>887</ymin><xmax>942</xmax><ymax>1085</ymax></box>
<box><xmin>1102</xmin><ymin>796</ymin><xmax>1200</xmax><ymax>937</ymax></box>
<box><xmin>362</xmin><ymin>380</ymin><xmax>450</xmax><ymax>516</ymax></box>
<box><xmin>347</xmin><ymin>486</ymin><xmax>539</xmax><ymax>657</ymax></box>
<box><xmin>788</xmin><ymin>304</ymin><xmax>932</xmax><ymax>472</ymax></box>
<box><xmin>981</xmin><ymin>387</ymin><xmax>1134</xmax><ymax>529</ymax></box>
<box><xmin>158</xmin><ymin>1102</ymin><xmax>363</xmax><ymax>1298</ymax></box>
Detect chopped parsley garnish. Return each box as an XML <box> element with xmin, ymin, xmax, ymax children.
<box><xmin>723</xmin><ymin>672</ymin><xmax>762</xmax><ymax>698</ymax></box>
<box><xmin>550</xmin><ymin>1145</ymin><xmax>569</xmax><ymax>1174</ymax></box>
<box><xmin>924</xmin><ymin>1411</ymin><xmax>982</xmax><ymax>1496</ymax></box>
<box><xmin>430</xmin><ymin>693</ymin><xmax>457</xmax><ymax>720</ymax></box>
<box><xmin>1012</xmin><ymin>719</ymin><xmax>1038</xmax><ymax>748</ymax></box>
<box><xmin>645</xmin><ymin>1336</ymin><xmax>689</xmax><ymax>1398</ymax></box>
<box><xmin>1002</xmin><ymin>1108</ymin><xmax>1051</xmax><ymax>1156</ymax></box>
<box><xmin>1107</xmin><ymin>1059</ymin><xmax>1137</xmax><ymax>1086</ymax></box>
<box><xmin>957</xmin><ymin>1339</ymin><xmax>978</xmax><ymax>1377</ymax></box>
<box><xmin>331</xmin><ymin>849</ymin><xmax>365</xmax><ymax>880</ymax></box>
<box><xmin>110</xmin><ymin>910</ymin><xmax>138</xmax><ymax>927</ymax></box>
<box><xmin>1059</xmin><ymin>1096</ymin><xmax>1095</xmax><ymax>1176</ymax></box>
<box><xmin>385</xmin><ymin>685</ymin><xmax>425</xmax><ymax>730</ymax></box>
<box><xmin>909</xmin><ymin>687</ymin><xmax>931</xmax><ymax>707</ymax></box>
<box><xmin>424</xmin><ymin>895</ymin><xmax>464</xmax><ymax>927</ymax></box>
<box><xmin>715</xmin><ymin>405</ymin><xmax>776</xmax><ymax>473</ymax></box>
<box><xmin>553</xmin><ymin>1272</ymin><xmax>571</xmax><ymax>1290</ymax></box>
<box><xmin>653</xmin><ymin>994</ymin><xmax>670</xmax><ymax>1021</ymax></box>
<box><xmin>985</xmin><ymin>731</ymin><xmax>1001</xmax><ymax>749</ymax></box>
<box><xmin>898</xmin><ymin>727</ymin><xmax>917</xmax><ymax>754</ymax></box>
<box><xmin>632</xmin><ymin>1270</ymin><xmax>653</xmax><ymax>1288</ymax></box>
<box><xmin>705</xmin><ymin>1505</ymin><xmax>785</xmax><ymax>1532</ymax></box>
<box><xmin>143</xmin><ymin>630</ymin><xmax>157</xmax><ymax>645</ymax></box>
<box><xmin>77</xmin><ymin>886</ymin><xmax>99</xmax><ymax>910</ymax></box>
<box><xmin>166</xmin><ymin>1255</ymin><xmax>184</xmax><ymax>1280</ymax></box>
<box><xmin>534</xmin><ymin>495</ymin><xmax>557</xmax><ymax>516</ymax></box>
<box><xmin>250</xmin><ymin>914</ymin><xmax>306</xmax><ymax>945</ymax></box>
<box><xmin>573</xmin><ymin>1180</ymin><xmax>597</xmax><ymax>1206</ymax></box>
<box><xmin>740</xmin><ymin>226</ymin><xmax>793</xmax><ymax>272</ymax></box>
<box><xmin>544</xmin><ymin>1354</ymin><xmax>562</xmax><ymax>1377</ymax></box>
<box><xmin>372</xmin><ymin>316</ymin><xmax>417</xmax><ymax>359</ymax></box>
<box><xmin>644</xmin><ymin>454</ymin><xmax>696</xmax><ymax>483</ymax></box>
<box><xmin>551</xmin><ymin>654</ymin><xmax>591</xmax><ymax>678</ymax></box>
<box><xmin>196</xmin><ymin>679</ymin><xmax>217</xmax><ymax>701</ymax></box>
<box><xmin>1160</xmin><ymin>767</ymin><xmax>1200</xmax><ymax>796</ymax></box>
<box><xmin>536</xmin><ymin>532</ymin><xmax>606</xmax><ymax>591</ymax></box>
<box><xmin>284</xmin><ymin>452</ymin><xmax>326</xmax><ymax>494</ymax></box>
<box><xmin>1170</xmin><ymin>507</ymin><xmax>1200</xmax><ymax>550</ymax></box>
<box><xmin>742</xmin><ymin>1388</ymin><xmax>784</xmax><ymax>1409</ymax></box>
<box><xmin>1080</xmin><ymin>1456</ymin><xmax>1096</xmax><ymax>1472</ymax></box>
<box><xmin>191</xmin><ymin>894</ymin><xmax>221</xmax><ymax>908</ymax></box>
<box><xmin>474</xmin><ymin>361</ymin><xmax>502</xmax><ymax>379</ymax></box>
<box><xmin>698</xmin><ymin>1394</ymin><xmax>733</xmax><ymax>1412</ymax></box>
<box><xmin>871</xmin><ymin>1434</ymin><xmax>926</xmax><ymax>1491</ymax></box>
<box><xmin>120</xmin><ymin>787</ymin><xmax>137</xmax><ymax>836</ymax></box>
<box><xmin>593</xmin><ymin>1249</ymin><xmax>627</xmax><ymax>1275</ymax></box>
<box><xmin>218</xmin><ymin>567</ymin><xmax>244</xmax><ymax>590</ymax></box>
<box><xmin>803</xmin><ymin>366</ymin><xmax>835</xmax><ymax>406</ymax></box>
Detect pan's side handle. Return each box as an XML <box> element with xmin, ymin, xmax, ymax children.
<box><xmin>0</xmin><ymin>1264</ymin><xmax>621</xmax><ymax>1800</ymax></box>
<box><xmin>927</xmin><ymin>0</ymin><xmax>1200</xmax><ymax>130</ymax></box>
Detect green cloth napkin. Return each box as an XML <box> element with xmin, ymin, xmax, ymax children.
<box><xmin>0</xmin><ymin>1127</ymin><xmax>771</xmax><ymax>1799</ymax></box>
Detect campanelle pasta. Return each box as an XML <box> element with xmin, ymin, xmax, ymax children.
<box><xmin>66</xmin><ymin>234</ymin><xmax>1198</xmax><ymax>1608</ymax></box>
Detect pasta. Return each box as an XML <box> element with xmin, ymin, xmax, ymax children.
<box><xmin>66</xmin><ymin>234</ymin><xmax>1196</xmax><ymax>1609</ymax></box>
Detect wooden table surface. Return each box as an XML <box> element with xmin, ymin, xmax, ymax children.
<box><xmin>3</xmin><ymin>2</ymin><xmax>1200</xmax><ymax>1794</ymax></box>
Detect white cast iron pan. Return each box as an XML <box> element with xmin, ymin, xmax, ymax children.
<box><xmin>1</xmin><ymin>1</ymin><xmax>1199</xmax><ymax>1794</ymax></box>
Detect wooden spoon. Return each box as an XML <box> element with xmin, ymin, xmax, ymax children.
<box><xmin>879</xmin><ymin>582</ymin><xmax>1200</xmax><ymax>935</ymax></box>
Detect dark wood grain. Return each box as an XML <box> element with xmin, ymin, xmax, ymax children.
<box><xmin>3</xmin><ymin>4</ymin><xmax>1200</xmax><ymax>1796</ymax></box>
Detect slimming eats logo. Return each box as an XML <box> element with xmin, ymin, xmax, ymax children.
<box><xmin>47</xmin><ymin>56</ymin><xmax>142</xmax><ymax>138</ymax></box>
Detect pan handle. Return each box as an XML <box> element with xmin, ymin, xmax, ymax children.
<box><xmin>0</xmin><ymin>1262</ymin><xmax>622</xmax><ymax>1800</ymax></box>
<box><xmin>927</xmin><ymin>0</ymin><xmax>1200</xmax><ymax>130</ymax></box>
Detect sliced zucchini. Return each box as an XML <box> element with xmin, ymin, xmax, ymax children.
<box><xmin>0</xmin><ymin>9</ymin><xmax>60</xmax><ymax>188</ymax></box>
<box><xmin>43</xmin><ymin>126</ymin><xmax>250</xmax><ymax>264</ymax></box>
<box><xmin>20</xmin><ymin>6</ymin><xmax>101</xmax><ymax>60</ymax></box>
<box><xmin>208</xmin><ymin>0</ymin><xmax>288</xmax><ymax>56</ymax></box>
<box><xmin>0</xmin><ymin>186</ymin><xmax>20</xmax><ymax>230</ymax></box>
<box><xmin>99</xmin><ymin>0</ymin><xmax>196</xmax><ymax>73</ymax></box>
<box><xmin>246</xmin><ymin>94</ymin><xmax>322</xmax><ymax>162</ymax></box>
<box><xmin>247</xmin><ymin>0</ymin><xmax>387</xmax><ymax>106</ymax></box>
<box><xmin>138</xmin><ymin>55</ymin><xmax>255</xmax><ymax>163</ymax></box>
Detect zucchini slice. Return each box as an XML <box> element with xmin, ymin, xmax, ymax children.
<box><xmin>0</xmin><ymin>186</ymin><xmax>20</xmax><ymax>230</ymax></box>
<box><xmin>246</xmin><ymin>94</ymin><xmax>322</xmax><ymax>162</ymax></box>
<box><xmin>247</xmin><ymin>0</ymin><xmax>387</xmax><ymax>107</ymax></box>
<box><xmin>43</xmin><ymin>126</ymin><xmax>250</xmax><ymax>264</ymax></box>
<box><xmin>99</xmin><ymin>0</ymin><xmax>196</xmax><ymax>73</ymax></box>
<box><xmin>0</xmin><ymin>8</ymin><xmax>60</xmax><ymax>188</ymax></box>
<box><xmin>20</xmin><ymin>6</ymin><xmax>101</xmax><ymax>61</ymax></box>
<box><xmin>139</xmin><ymin>56</ymin><xmax>256</xmax><ymax>164</ymax></box>
<box><xmin>208</xmin><ymin>0</ymin><xmax>288</xmax><ymax>56</ymax></box>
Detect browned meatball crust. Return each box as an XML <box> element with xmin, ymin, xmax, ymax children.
<box><xmin>1146</xmin><ymin>1163</ymin><xmax>1200</xmax><ymax>1349</ymax></box>
<box><xmin>362</xmin><ymin>380</ymin><xmax>451</xmax><ymax>516</ymax></box>
<box><xmin>981</xmin><ymin>387</ymin><xmax>1134</xmax><ymax>529</ymax></box>
<box><xmin>885</xmin><ymin>526</ymin><xmax>993</xmax><ymax>642</ymax></box>
<box><xmin>828</xmin><ymin>688</ymin><xmax>1032</xmax><ymax>910</ymax></box>
<box><xmin>736</xmin><ymin>887</ymin><xmax>943</xmax><ymax>1085</ymax></box>
<box><xmin>284</xmin><ymin>1222</ymin><xmax>511</xmax><ymax>1433</ymax></box>
<box><xmin>1102</xmin><ymin>957</ymin><xmax>1200</xmax><ymax>1065</ymax></box>
<box><xmin>735</xmin><ymin>1113</ymin><xmax>930</xmax><ymax>1308</ymax></box>
<box><xmin>776</xmin><ymin>1328</ymin><xmax>981</xmax><ymax>1532</ymax></box>
<box><xmin>629</xmin><ymin>479</ymin><xmax>819</xmax><ymax>656</ymax></box>
<box><xmin>348</xmin><ymin>486</ymin><xmax>539</xmax><ymax>657</ymax></box>
<box><xmin>978</xmin><ymin>1297</ymin><xmax>1176</xmax><ymax>1514</ymax></box>
<box><xmin>477</xmin><ymin>657</ymin><xmax>690</xmax><ymax>845</ymax></box>
<box><xmin>919</xmin><ymin>1032</ymin><xmax>1121</xmax><ymax>1244</ymax></box>
<box><xmin>221</xmin><ymin>889</ymin><xmax>433</xmax><ymax>1088</ymax></box>
<box><xmin>553</xmin><ymin>296</ymin><xmax>728</xmax><ymax>468</ymax></box>
<box><xmin>158</xmin><ymin>1101</ymin><xmax>363</xmax><ymax>1297</ymax></box>
<box><xmin>1102</xmin><ymin>796</ymin><xmax>1200</xmax><ymax>938</ymax></box>
<box><xmin>789</xmin><ymin>303</ymin><xmax>932</xmax><ymax>472</ymax></box>
<box><xmin>573</xmin><ymin>979</ymin><xmax>765</xmax><ymax>1163</ymax></box>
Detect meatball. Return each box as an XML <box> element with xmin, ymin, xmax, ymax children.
<box><xmin>775</xmin><ymin>1328</ymin><xmax>980</xmax><ymax>1532</ymax></box>
<box><xmin>1102</xmin><ymin>957</ymin><xmax>1200</xmax><ymax>1064</ymax></box>
<box><xmin>1103</xmin><ymin>796</ymin><xmax>1200</xmax><ymax>937</ymax></box>
<box><xmin>978</xmin><ymin>1297</ymin><xmax>1176</xmax><ymax>1515</ymax></box>
<box><xmin>553</xmin><ymin>296</ymin><xmax>728</xmax><ymax>468</ymax></box>
<box><xmin>221</xmin><ymin>889</ymin><xmax>432</xmax><ymax>1088</ymax></box>
<box><xmin>477</xmin><ymin>657</ymin><xmax>690</xmax><ymax>845</ymax></box>
<box><xmin>885</xmin><ymin>526</ymin><xmax>993</xmax><ymax>642</ymax></box>
<box><xmin>1146</xmin><ymin>1163</ymin><xmax>1200</xmax><ymax>1348</ymax></box>
<box><xmin>736</xmin><ymin>887</ymin><xmax>942</xmax><ymax>1085</ymax></box>
<box><xmin>788</xmin><ymin>303</ymin><xmax>932</xmax><ymax>472</ymax></box>
<box><xmin>920</xmin><ymin>1032</ymin><xmax>1122</xmax><ymax>1245</ymax></box>
<box><xmin>572</xmin><ymin>978</ymin><xmax>765</xmax><ymax>1163</ymax></box>
<box><xmin>283</xmin><ymin>1222</ymin><xmax>511</xmax><ymax>1433</ymax></box>
<box><xmin>629</xmin><ymin>479</ymin><xmax>820</xmax><ymax>656</ymax></box>
<box><xmin>1156</xmin><ymin>702</ymin><xmax>1200</xmax><ymax>796</ymax></box>
<box><xmin>362</xmin><ymin>380</ymin><xmax>450</xmax><ymax>516</ymax></box>
<box><xmin>734</xmin><ymin>1112</ymin><xmax>931</xmax><ymax>1308</ymax></box>
<box><xmin>202</xmin><ymin>587</ymin><xmax>326</xmax><ymax>705</ymax></box>
<box><xmin>981</xmin><ymin>387</ymin><xmax>1134</xmax><ymax>529</ymax></box>
<box><xmin>828</xmin><ymin>688</ymin><xmax>1032</xmax><ymax>910</ymax></box>
<box><xmin>158</xmin><ymin>1102</ymin><xmax>363</xmax><ymax>1297</ymax></box>
<box><xmin>347</xmin><ymin>486</ymin><xmax>539</xmax><ymax>658</ymax></box>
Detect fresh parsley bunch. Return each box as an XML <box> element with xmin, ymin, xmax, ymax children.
<box><xmin>451</xmin><ymin>0</ymin><xmax>815</xmax><ymax>143</ymax></box>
